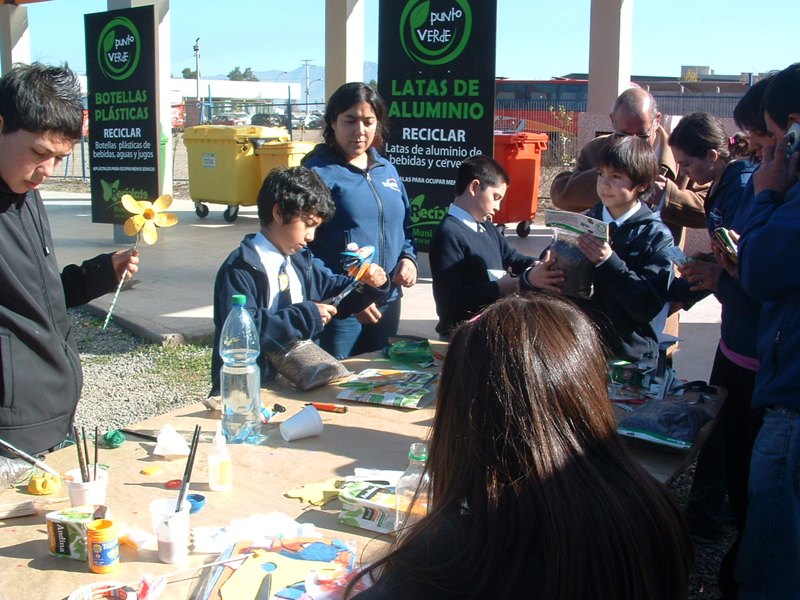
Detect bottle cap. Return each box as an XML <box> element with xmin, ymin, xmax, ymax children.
<box><xmin>231</xmin><ymin>294</ymin><xmax>246</xmax><ymax>306</ymax></box>
<box><xmin>213</xmin><ymin>422</ymin><xmax>227</xmax><ymax>450</ymax></box>
<box><xmin>408</xmin><ymin>442</ymin><xmax>428</xmax><ymax>461</ymax></box>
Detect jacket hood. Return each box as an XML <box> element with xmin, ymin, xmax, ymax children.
<box><xmin>0</xmin><ymin>177</ymin><xmax>26</xmax><ymax>211</ymax></box>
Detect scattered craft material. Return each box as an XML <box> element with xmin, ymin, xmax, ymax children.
<box><xmin>337</xmin><ymin>369</ymin><xmax>436</xmax><ymax>409</ymax></box>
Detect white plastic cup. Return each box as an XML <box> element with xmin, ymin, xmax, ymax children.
<box><xmin>279</xmin><ymin>405</ymin><xmax>324</xmax><ymax>442</ymax></box>
<box><xmin>65</xmin><ymin>466</ymin><xmax>109</xmax><ymax>506</ymax></box>
<box><xmin>149</xmin><ymin>497</ymin><xmax>191</xmax><ymax>564</ymax></box>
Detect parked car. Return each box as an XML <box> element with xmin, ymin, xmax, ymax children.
<box><xmin>306</xmin><ymin>114</ymin><xmax>324</xmax><ymax>129</ymax></box>
<box><xmin>291</xmin><ymin>113</ymin><xmax>322</xmax><ymax>129</ymax></box>
<box><xmin>211</xmin><ymin>112</ymin><xmax>250</xmax><ymax>126</ymax></box>
<box><xmin>252</xmin><ymin>113</ymin><xmax>286</xmax><ymax>127</ymax></box>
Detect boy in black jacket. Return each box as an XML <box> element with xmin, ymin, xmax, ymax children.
<box><xmin>0</xmin><ymin>63</ymin><xmax>139</xmax><ymax>455</ymax></box>
<box><xmin>430</xmin><ymin>155</ymin><xmax>563</xmax><ymax>337</ymax></box>
<box><xmin>211</xmin><ymin>166</ymin><xmax>389</xmax><ymax>394</ymax></box>
<box><xmin>533</xmin><ymin>136</ymin><xmax>674</xmax><ymax>361</ymax></box>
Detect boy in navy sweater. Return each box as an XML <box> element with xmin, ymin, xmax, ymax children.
<box><xmin>429</xmin><ymin>155</ymin><xmax>562</xmax><ymax>337</ymax></box>
<box><xmin>210</xmin><ymin>166</ymin><xmax>388</xmax><ymax>394</ymax></box>
<box><xmin>532</xmin><ymin>136</ymin><xmax>674</xmax><ymax>361</ymax></box>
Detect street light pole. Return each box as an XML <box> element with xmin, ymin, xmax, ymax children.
<box><xmin>193</xmin><ymin>38</ymin><xmax>201</xmax><ymax>100</ymax></box>
<box><xmin>301</xmin><ymin>59</ymin><xmax>313</xmax><ymax>116</ymax></box>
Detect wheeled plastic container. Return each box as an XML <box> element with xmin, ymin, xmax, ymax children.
<box><xmin>492</xmin><ymin>132</ymin><xmax>548</xmax><ymax>237</ymax></box>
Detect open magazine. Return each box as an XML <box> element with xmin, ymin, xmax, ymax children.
<box><xmin>544</xmin><ymin>209</ymin><xmax>609</xmax><ymax>299</ymax></box>
<box><xmin>337</xmin><ymin>369</ymin><xmax>436</xmax><ymax>409</ymax></box>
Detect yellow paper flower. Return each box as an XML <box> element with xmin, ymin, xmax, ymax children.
<box><xmin>121</xmin><ymin>193</ymin><xmax>178</xmax><ymax>245</ymax></box>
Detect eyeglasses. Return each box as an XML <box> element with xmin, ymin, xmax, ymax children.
<box><xmin>613</xmin><ymin>120</ymin><xmax>657</xmax><ymax>140</ymax></box>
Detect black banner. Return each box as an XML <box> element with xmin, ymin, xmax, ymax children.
<box><xmin>378</xmin><ymin>0</ymin><xmax>496</xmax><ymax>250</ymax></box>
<box><xmin>85</xmin><ymin>6</ymin><xmax>159</xmax><ymax>224</ymax></box>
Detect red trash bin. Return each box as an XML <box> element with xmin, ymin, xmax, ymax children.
<box><xmin>492</xmin><ymin>132</ymin><xmax>548</xmax><ymax>237</ymax></box>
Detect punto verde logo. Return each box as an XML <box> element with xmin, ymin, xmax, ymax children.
<box><xmin>399</xmin><ymin>0</ymin><xmax>472</xmax><ymax>66</ymax></box>
<box><xmin>97</xmin><ymin>16</ymin><xmax>141</xmax><ymax>81</ymax></box>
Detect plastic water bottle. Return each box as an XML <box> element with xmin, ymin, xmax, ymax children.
<box><xmin>219</xmin><ymin>294</ymin><xmax>261</xmax><ymax>444</ymax></box>
<box><xmin>394</xmin><ymin>442</ymin><xmax>431</xmax><ymax>535</ymax></box>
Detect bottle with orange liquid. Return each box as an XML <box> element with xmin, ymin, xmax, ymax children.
<box><xmin>87</xmin><ymin>518</ymin><xmax>120</xmax><ymax>573</ymax></box>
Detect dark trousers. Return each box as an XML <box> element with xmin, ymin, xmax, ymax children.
<box><xmin>687</xmin><ymin>346</ymin><xmax>762</xmax><ymax>598</ymax></box>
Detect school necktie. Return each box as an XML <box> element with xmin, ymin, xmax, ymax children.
<box><xmin>277</xmin><ymin>258</ymin><xmax>292</xmax><ymax>310</ymax></box>
<box><xmin>608</xmin><ymin>222</ymin><xmax>618</xmax><ymax>239</ymax></box>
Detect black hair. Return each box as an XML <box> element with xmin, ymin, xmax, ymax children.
<box><xmin>597</xmin><ymin>136</ymin><xmax>658</xmax><ymax>190</ymax></box>
<box><xmin>763</xmin><ymin>63</ymin><xmax>800</xmax><ymax>130</ymax></box>
<box><xmin>668</xmin><ymin>112</ymin><xmax>732</xmax><ymax>161</ymax></box>
<box><xmin>256</xmin><ymin>166</ymin><xmax>335</xmax><ymax>227</ymax></box>
<box><xmin>322</xmin><ymin>82</ymin><xmax>388</xmax><ymax>150</ymax></box>
<box><xmin>454</xmin><ymin>154</ymin><xmax>510</xmax><ymax>195</ymax></box>
<box><xmin>0</xmin><ymin>62</ymin><xmax>83</xmax><ymax>139</ymax></box>
<box><xmin>734</xmin><ymin>76</ymin><xmax>773</xmax><ymax>134</ymax></box>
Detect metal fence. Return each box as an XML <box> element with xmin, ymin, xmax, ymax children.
<box><xmin>60</xmin><ymin>95</ymin><xmax>745</xmax><ymax>195</ymax></box>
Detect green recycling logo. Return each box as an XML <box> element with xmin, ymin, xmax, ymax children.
<box><xmin>97</xmin><ymin>16</ymin><xmax>141</xmax><ymax>81</ymax></box>
<box><xmin>399</xmin><ymin>0</ymin><xmax>472</xmax><ymax>66</ymax></box>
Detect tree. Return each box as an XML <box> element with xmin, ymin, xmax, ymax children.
<box><xmin>683</xmin><ymin>69</ymin><xmax>700</xmax><ymax>82</ymax></box>
<box><xmin>227</xmin><ymin>67</ymin><xmax>259</xmax><ymax>82</ymax></box>
<box><xmin>182</xmin><ymin>67</ymin><xmax>197</xmax><ymax>79</ymax></box>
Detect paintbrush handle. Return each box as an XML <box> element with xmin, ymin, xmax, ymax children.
<box><xmin>0</xmin><ymin>437</ymin><xmax>61</xmax><ymax>478</ymax></box>
<box><xmin>176</xmin><ymin>425</ymin><xmax>201</xmax><ymax>513</ymax></box>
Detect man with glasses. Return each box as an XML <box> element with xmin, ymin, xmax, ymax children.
<box><xmin>551</xmin><ymin>88</ymin><xmax>707</xmax><ymax>243</ymax></box>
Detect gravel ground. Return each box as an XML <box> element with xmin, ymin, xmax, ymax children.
<box><xmin>71</xmin><ymin>308</ymin><xmax>211</xmax><ymax>432</ymax></box>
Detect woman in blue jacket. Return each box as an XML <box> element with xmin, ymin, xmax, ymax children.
<box><xmin>303</xmin><ymin>83</ymin><xmax>417</xmax><ymax>358</ymax></box>
<box><xmin>668</xmin><ymin>109</ymin><xmax>764</xmax><ymax>595</ymax></box>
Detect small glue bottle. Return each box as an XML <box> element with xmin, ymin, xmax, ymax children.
<box><xmin>208</xmin><ymin>422</ymin><xmax>232</xmax><ymax>491</ymax></box>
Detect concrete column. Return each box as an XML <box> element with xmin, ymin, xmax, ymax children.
<box><xmin>324</xmin><ymin>0</ymin><xmax>365</xmax><ymax>101</ymax></box>
<box><xmin>107</xmin><ymin>0</ymin><xmax>172</xmax><ymax>196</ymax></box>
<box><xmin>587</xmin><ymin>0</ymin><xmax>633</xmax><ymax>115</ymax></box>
<box><xmin>0</xmin><ymin>5</ymin><xmax>32</xmax><ymax>74</ymax></box>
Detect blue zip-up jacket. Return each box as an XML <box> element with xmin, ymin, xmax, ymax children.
<box><xmin>668</xmin><ymin>160</ymin><xmax>758</xmax><ymax>358</ymax></box>
<box><xmin>210</xmin><ymin>234</ymin><xmax>388</xmax><ymax>394</ymax></box>
<box><xmin>739</xmin><ymin>180</ymin><xmax>800</xmax><ymax>411</ymax></box>
<box><xmin>302</xmin><ymin>144</ymin><xmax>416</xmax><ymax>305</ymax></box>
<box><xmin>705</xmin><ymin>160</ymin><xmax>756</xmax><ymax>231</ymax></box>
<box><xmin>574</xmin><ymin>203</ymin><xmax>674</xmax><ymax>362</ymax></box>
<box><xmin>715</xmin><ymin>169</ymin><xmax>760</xmax><ymax>361</ymax></box>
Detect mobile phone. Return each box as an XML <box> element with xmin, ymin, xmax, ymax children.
<box><xmin>786</xmin><ymin>122</ymin><xmax>800</xmax><ymax>161</ymax></box>
<box><xmin>712</xmin><ymin>227</ymin><xmax>738</xmax><ymax>264</ymax></box>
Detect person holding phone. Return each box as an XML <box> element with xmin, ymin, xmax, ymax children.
<box><xmin>737</xmin><ymin>62</ymin><xmax>800</xmax><ymax>599</ymax></box>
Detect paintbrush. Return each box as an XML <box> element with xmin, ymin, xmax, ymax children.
<box><xmin>94</xmin><ymin>426</ymin><xmax>99</xmax><ymax>481</ymax></box>
<box><xmin>0</xmin><ymin>436</ymin><xmax>61</xmax><ymax>478</ymax></box>
<box><xmin>82</xmin><ymin>426</ymin><xmax>91</xmax><ymax>481</ymax></box>
<box><xmin>175</xmin><ymin>425</ymin><xmax>201</xmax><ymax>513</ymax></box>
<box><xmin>73</xmin><ymin>425</ymin><xmax>88</xmax><ymax>483</ymax></box>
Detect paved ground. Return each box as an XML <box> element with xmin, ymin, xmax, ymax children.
<box><xmin>43</xmin><ymin>190</ymin><xmax>721</xmax><ymax>382</ymax></box>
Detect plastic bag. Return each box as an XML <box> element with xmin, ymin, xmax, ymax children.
<box><xmin>0</xmin><ymin>456</ymin><xmax>32</xmax><ymax>489</ymax></box>
<box><xmin>385</xmin><ymin>339</ymin><xmax>434</xmax><ymax>364</ymax></box>
<box><xmin>550</xmin><ymin>228</ymin><xmax>595</xmax><ymax>299</ymax></box>
<box><xmin>267</xmin><ymin>340</ymin><xmax>351</xmax><ymax>391</ymax></box>
<box><xmin>619</xmin><ymin>397</ymin><xmax>713</xmax><ymax>449</ymax></box>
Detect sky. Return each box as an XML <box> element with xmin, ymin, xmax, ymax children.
<box><xmin>23</xmin><ymin>0</ymin><xmax>792</xmax><ymax>81</ymax></box>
